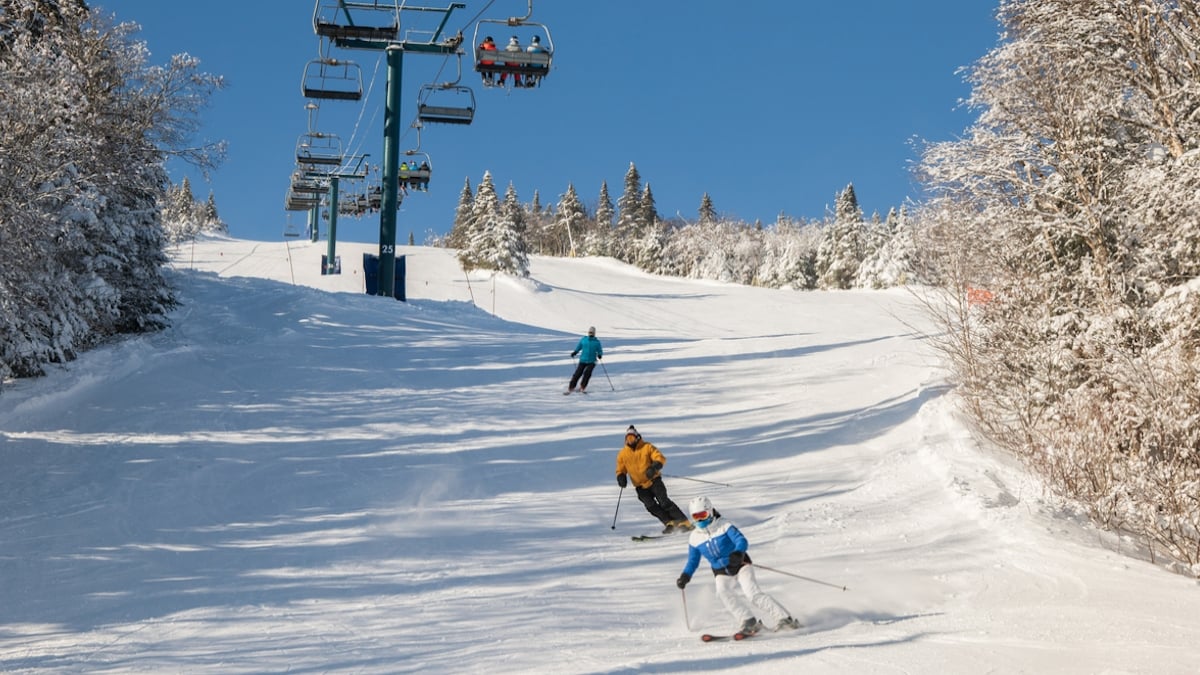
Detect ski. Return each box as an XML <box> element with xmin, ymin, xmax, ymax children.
<box><xmin>631</xmin><ymin>534</ymin><xmax>666</xmax><ymax>541</ymax></box>
<box><xmin>700</xmin><ymin>632</ymin><xmax>756</xmax><ymax>642</ymax></box>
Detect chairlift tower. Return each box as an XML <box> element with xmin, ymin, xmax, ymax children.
<box><xmin>311</xmin><ymin>1</ymin><xmax>467</xmax><ymax>298</ymax></box>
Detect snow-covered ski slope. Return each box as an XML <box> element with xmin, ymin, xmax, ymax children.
<box><xmin>2</xmin><ymin>235</ymin><xmax>1199</xmax><ymax>674</ymax></box>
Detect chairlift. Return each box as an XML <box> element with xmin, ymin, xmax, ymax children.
<box><xmin>417</xmin><ymin>83</ymin><xmax>476</xmax><ymax>125</ymax></box>
<box><xmin>283</xmin><ymin>215</ymin><xmax>303</xmax><ymax>237</ymax></box>
<box><xmin>398</xmin><ymin>151</ymin><xmax>432</xmax><ymax>192</ymax></box>
<box><xmin>301</xmin><ymin>58</ymin><xmax>364</xmax><ymax>101</ymax></box>
<box><xmin>338</xmin><ymin>195</ymin><xmax>365</xmax><ymax>217</ymax></box>
<box><xmin>472</xmin><ymin>14</ymin><xmax>554</xmax><ymax>90</ymax></box>
<box><xmin>312</xmin><ymin>0</ymin><xmax>398</xmax><ymax>41</ymax></box>
<box><xmin>285</xmin><ymin>190</ymin><xmax>320</xmax><ymax>211</ymax></box>
<box><xmin>296</xmin><ymin>132</ymin><xmax>344</xmax><ymax>167</ymax></box>
<box><xmin>290</xmin><ymin>171</ymin><xmax>328</xmax><ymax>195</ymax></box>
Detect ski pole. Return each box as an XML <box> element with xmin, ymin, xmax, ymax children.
<box><xmin>754</xmin><ymin>563</ymin><xmax>848</xmax><ymax>591</ymax></box>
<box><xmin>599</xmin><ymin>360</ymin><xmax>615</xmax><ymax>391</ymax></box>
<box><xmin>611</xmin><ymin>487</ymin><xmax>624</xmax><ymax>530</ymax></box>
<box><xmin>663</xmin><ymin>474</ymin><xmax>733</xmax><ymax>488</ymax></box>
<box><xmin>681</xmin><ymin>588</ymin><xmax>691</xmax><ymax>631</ymax></box>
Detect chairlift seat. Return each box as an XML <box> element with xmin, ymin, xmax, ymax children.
<box><xmin>417</xmin><ymin>103</ymin><xmax>474</xmax><ymax>125</ymax></box>
<box><xmin>314</xmin><ymin>21</ymin><xmax>398</xmax><ymax>41</ymax></box>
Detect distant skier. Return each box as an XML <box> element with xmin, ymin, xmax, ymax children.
<box><xmin>566</xmin><ymin>326</ymin><xmax>602</xmax><ymax>393</ymax></box>
<box><xmin>616</xmin><ymin>425</ymin><xmax>692</xmax><ymax>534</ymax></box>
<box><xmin>675</xmin><ymin>496</ymin><xmax>801</xmax><ymax>636</ymax></box>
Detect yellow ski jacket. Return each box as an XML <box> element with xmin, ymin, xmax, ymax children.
<box><xmin>616</xmin><ymin>439</ymin><xmax>667</xmax><ymax>489</ymax></box>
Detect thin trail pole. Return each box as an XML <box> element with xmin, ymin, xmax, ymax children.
<box><xmin>755</xmin><ymin>563</ymin><xmax>848</xmax><ymax>591</ymax></box>
<box><xmin>681</xmin><ymin>588</ymin><xmax>691</xmax><ymax>631</ymax></box>
<box><xmin>599</xmin><ymin>360</ymin><xmax>614</xmax><ymax>391</ymax></box>
<box><xmin>610</xmin><ymin>487</ymin><xmax>624</xmax><ymax>529</ymax></box>
<box><xmin>663</xmin><ymin>474</ymin><xmax>733</xmax><ymax>488</ymax></box>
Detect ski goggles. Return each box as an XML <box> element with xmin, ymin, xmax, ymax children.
<box><xmin>691</xmin><ymin>510</ymin><xmax>709</xmax><ymax>521</ymax></box>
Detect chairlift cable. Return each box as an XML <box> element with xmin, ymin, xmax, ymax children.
<box><xmin>456</xmin><ymin>0</ymin><xmax>497</xmax><ymax>37</ymax></box>
<box><xmin>342</xmin><ymin>51</ymin><xmax>385</xmax><ymax>169</ymax></box>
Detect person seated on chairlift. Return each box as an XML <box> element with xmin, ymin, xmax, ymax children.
<box><xmin>525</xmin><ymin>35</ymin><xmax>549</xmax><ymax>87</ymax></box>
<box><xmin>500</xmin><ymin>36</ymin><xmax>522</xmax><ymax>87</ymax></box>
<box><xmin>478</xmin><ymin>35</ymin><xmax>497</xmax><ymax>85</ymax></box>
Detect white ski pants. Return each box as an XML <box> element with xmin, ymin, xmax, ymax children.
<box><xmin>713</xmin><ymin>564</ymin><xmax>790</xmax><ymax>623</ymax></box>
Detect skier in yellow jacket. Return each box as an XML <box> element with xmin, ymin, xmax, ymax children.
<box><xmin>616</xmin><ymin>425</ymin><xmax>692</xmax><ymax>534</ymax></box>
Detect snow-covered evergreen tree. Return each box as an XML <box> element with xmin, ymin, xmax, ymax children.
<box><xmin>614</xmin><ymin>163</ymin><xmax>642</xmax><ymax>262</ymax></box>
<box><xmin>698</xmin><ymin>192</ymin><xmax>717</xmax><ymax>225</ymax></box>
<box><xmin>595</xmin><ymin>181</ymin><xmax>614</xmax><ymax>231</ymax></box>
<box><xmin>446</xmin><ymin>177</ymin><xmax>473</xmax><ymax>250</ymax></box>
<box><xmin>856</xmin><ymin>205</ymin><xmax>917</xmax><ymax>288</ymax></box>
<box><xmin>502</xmin><ymin>182</ymin><xmax>527</xmax><ymax>258</ymax></box>
<box><xmin>629</xmin><ymin>183</ymin><xmax>665</xmax><ymax>271</ymax></box>
<box><xmin>459</xmin><ymin>172</ymin><xmax>528</xmax><ymax>276</ymax></box>
<box><xmin>0</xmin><ymin>1</ymin><xmax>222</xmax><ymax>380</ymax></box>
<box><xmin>815</xmin><ymin>184</ymin><xmax>866</xmax><ymax>289</ymax></box>
<box><xmin>555</xmin><ymin>183</ymin><xmax>587</xmax><ymax>257</ymax></box>
<box><xmin>202</xmin><ymin>191</ymin><xmax>227</xmax><ymax>234</ymax></box>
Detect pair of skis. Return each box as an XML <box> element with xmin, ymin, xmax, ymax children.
<box><xmin>700</xmin><ymin>631</ymin><xmax>757</xmax><ymax>642</ymax></box>
<box><xmin>701</xmin><ymin>624</ymin><xmax>802</xmax><ymax>642</ymax></box>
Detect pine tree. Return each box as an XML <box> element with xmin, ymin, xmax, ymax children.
<box><xmin>460</xmin><ymin>172</ymin><xmax>528</xmax><ymax>276</ymax></box>
<box><xmin>202</xmin><ymin>191</ymin><xmax>227</xmax><ymax>234</ymax></box>
<box><xmin>698</xmin><ymin>192</ymin><xmax>717</xmax><ymax>225</ymax></box>
<box><xmin>446</xmin><ymin>177</ymin><xmax>473</xmax><ymax>249</ymax></box>
<box><xmin>556</xmin><ymin>183</ymin><xmax>587</xmax><ymax>257</ymax></box>
<box><xmin>816</xmin><ymin>183</ymin><xmax>867</xmax><ymax>289</ymax></box>
<box><xmin>502</xmin><ymin>182</ymin><xmax>528</xmax><ymax>257</ymax></box>
<box><xmin>614</xmin><ymin>162</ymin><xmax>642</xmax><ymax>261</ymax></box>
<box><xmin>595</xmin><ymin>181</ymin><xmax>614</xmax><ymax>230</ymax></box>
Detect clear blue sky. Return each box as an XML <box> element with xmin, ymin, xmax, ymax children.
<box><xmin>93</xmin><ymin>1</ymin><xmax>1001</xmax><ymax>243</ymax></box>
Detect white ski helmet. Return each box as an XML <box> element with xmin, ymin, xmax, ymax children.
<box><xmin>689</xmin><ymin>495</ymin><xmax>713</xmax><ymax>520</ymax></box>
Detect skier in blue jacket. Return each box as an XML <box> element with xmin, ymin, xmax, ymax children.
<box><xmin>566</xmin><ymin>326</ymin><xmax>602</xmax><ymax>393</ymax></box>
<box><xmin>676</xmin><ymin>496</ymin><xmax>801</xmax><ymax>635</ymax></box>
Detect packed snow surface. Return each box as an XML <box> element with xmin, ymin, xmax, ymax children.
<box><xmin>2</xmin><ymin>236</ymin><xmax>1198</xmax><ymax>674</ymax></box>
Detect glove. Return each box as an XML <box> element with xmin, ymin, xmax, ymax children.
<box><xmin>617</xmin><ymin>473</ymin><xmax>628</xmax><ymax>488</ymax></box>
<box><xmin>644</xmin><ymin>461</ymin><xmax>663</xmax><ymax>479</ymax></box>
<box><xmin>571</xmin><ymin>351</ymin><xmax>578</xmax><ymax>358</ymax></box>
<box><xmin>676</xmin><ymin>572</ymin><xmax>691</xmax><ymax>589</ymax></box>
<box><xmin>597</xmin><ymin>355</ymin><xmax>602</xmax><ymax>360</ymax></box>
<box><xmin>726</xmin><ymin>551</ymin><xmax>746</xmax><ymax>575</ymax></box>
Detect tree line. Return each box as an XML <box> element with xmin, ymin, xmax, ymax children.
<box><xmin>444</xmin><ymin>162</ymin><xmax>919</xmax><ymax>293</ymax></box>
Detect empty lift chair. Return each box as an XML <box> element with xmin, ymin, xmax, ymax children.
<box><xmin>296</xmin><ymin>132</ymin><xmax>345</xmax><ymax>167</ymax></box>
<box><xmin>302</xmin><ymin>58</ymin><xmax>364</xmax><ymax>101</ymax></box>
<box><xmin>416</xmin><ymin>83</ymin><xmax>475</xmax><ymax>125</ymax></box>
<box><xmin>312</xmin><ymin>0</ymin><xmax>399</xmax><ymax>41</ymax></box>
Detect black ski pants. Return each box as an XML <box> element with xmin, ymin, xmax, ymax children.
<box><xmin>569</xmin><ymin>362</ymin><xmax>596</xmax><ymax>390</ymax></box>
<box><xmin>636</xmin><ymin>477</ymin><xmax>687</xmax><ymax>524</ymax></box>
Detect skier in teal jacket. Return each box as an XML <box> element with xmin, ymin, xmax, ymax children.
<box><xmin>567</xmin><ymin>326</ymin><xmax>602</xmax><ymax>393</ymax></box>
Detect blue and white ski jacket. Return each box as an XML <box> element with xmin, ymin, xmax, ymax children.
<box><xmin>571</xmin><ymin>335</ymin><xmax>602</xmax><ymax>364</ymax></box>
<box><xmin>682</xmin><ymin>518</ymin><xmax>748</xmax><ymax>576</ymax></box>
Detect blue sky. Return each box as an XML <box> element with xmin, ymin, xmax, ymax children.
<box><xmin>94</xmin><ymin>1</ymin><xmax>1001</xmax><ymax>242</ymax></box>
